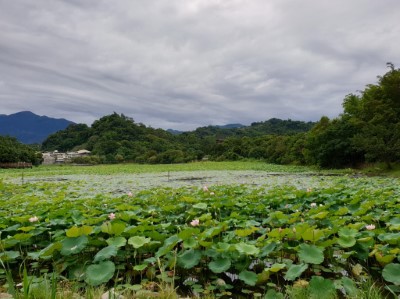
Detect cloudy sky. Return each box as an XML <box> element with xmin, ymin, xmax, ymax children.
<box><xmin>0</xmin><ymin>0</ymin><xmax>399</xmax><ymax>130</ymax></box>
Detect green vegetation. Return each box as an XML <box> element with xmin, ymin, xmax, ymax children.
<box><xmin>1</xmin><ymin>165</ymin><xmax>399</xmax><ymax>298</ymax></box>
<box><xmin>0</xmin><ymin>136</ymin><xmax>41</xmax><ymax>165</ymax></box>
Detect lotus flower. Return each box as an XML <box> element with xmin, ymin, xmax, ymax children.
<box><xmin>190</xmin><ymin>219</ymin><xmax>200</xmax><ymax>226</ymax></box>
<box><xmin>108</xmin><ymin>213</ymin><xmax>116</xmax><ymax>220</ymax></box>
<box><xmin>127</xmin><ymin>191</ymin><xmax>133</xmax><ymax>197</ymax></box>
<box><xmin>203</xmin><ymin>186</ymin><xmax>209</xmax><ymax>192</ymax></box>
<box><xmin>210</xmin><ymin>192</ymin><xmax>215</xmax><ymax>195</ymax></box>
<box><xmin>310</xmin><ymin>203</ymin><xmax>317</xmax><ymax>207</ymax></box>
<box><xmin>29</xmin><ymin>216</ymin><xmax>39</xmax><ymax>223</ymax></box>
<box><xmin>365</xmin><ymin>224</ymin><xmax>375</xmax><ymax>230</ymax></box>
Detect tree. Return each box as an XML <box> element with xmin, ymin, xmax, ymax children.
<box><xmin>343</xmin><ymin>64</ymin><xmax>400</xmax><ymax>167</ymax></box>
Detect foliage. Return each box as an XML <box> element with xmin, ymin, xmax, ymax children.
<box><xmin>0</xmin><ymin>135</ymin><xmax>41</xmax><ymax>164</ymax></box>
<box><xmin>1</xmin><ymin>170</ymin><xmax>399</xmax><ymax>297</ymax></box>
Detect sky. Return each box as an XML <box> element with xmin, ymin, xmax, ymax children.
<box><xmin>0</xmin><ymin>0</ymin><xmax>399</xmax><ymax>131</ymax></box>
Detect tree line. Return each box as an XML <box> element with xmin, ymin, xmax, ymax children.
<box><xmin>2</xmin><ymin>64</ymin><xmax>399</xmax><ymax>168</ymax></box>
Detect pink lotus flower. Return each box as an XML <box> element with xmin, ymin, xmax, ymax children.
<box><xmin>29</xmin><ymin>216</ymin><xmax>39</xmax><ymax>223</ymax></box>
<box><xmin>203</xmin><ymin>186</ymin><xmax>209</xmax><ymax>192</ymax></box>
<box><xmin>190</xmin><ymin>219</ymin><xmax>200</xmax><ymax>226</ymax></box>
<box><xmin>365</xmin><ymin>224</ymin><xmax>375</xmax><ymax>230</ymax></box>
<box><xmin>310</xmin><ymin>203</ymin><xmax>317</xmax><ymax>207</ymax></box>
<box><xmin>108</xmin><ymin>213</ymin><xmax>116</xmax><ymax>220</ymax></box>
<box><xmin>210</xmin><ymin>192</ymin><xmax>215</xmax><ymax>195</ymax></box>
<box><xmin>127</xmin><ymin>192</ymin><xmax>133</xmax><ymax>197</ymax></box>
<box><xmin>307</xmin><ymin>188</ymin><xmax>312</xmax><ymax>193</ymax></box>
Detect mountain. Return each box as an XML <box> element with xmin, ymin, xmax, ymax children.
<box><xmin>216</xmin><ymin>123</ymin><xmax>245</xmax><ymax>129</ymax></box>
<box><xmin>0</xmin><ymin>111</ymin><xmax>75</xmax><ymax>144</ymax></box>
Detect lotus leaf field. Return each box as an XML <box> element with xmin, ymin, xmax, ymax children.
<box><xmin>0</xmin><ymin>163</ymin><xmax>400</xmax><ymax>298</ymax></box>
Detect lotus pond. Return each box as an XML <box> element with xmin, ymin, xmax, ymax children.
<box><xmin>0</xmin><ymin>163</ymin><xmax>400</xmax><ymax>298</ymax></box>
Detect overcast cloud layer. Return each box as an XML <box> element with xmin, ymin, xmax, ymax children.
<box><xmin>1</xmin><ymin>0</ymin><xmax>399</xmax><ymax>130</ymax></box>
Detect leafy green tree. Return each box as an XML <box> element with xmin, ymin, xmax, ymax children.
<box><xmin>0</xmin><ymin>136</ymin><xmax>40</xmax><ymax>164</ymax></box>
<box><xmin>343</xmin><ymin>63</ymin><xmax>400</xmax><ymax>167</ymax></box>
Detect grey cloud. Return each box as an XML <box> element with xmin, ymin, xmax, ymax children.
<box><xmin>0</xmin><ymin>0</ymin><xmax>399</xmax><ymax>131</ymax></box>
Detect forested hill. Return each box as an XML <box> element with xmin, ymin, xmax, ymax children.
<box><xmin>41</xmin><ymin>114</ymin><xmax>314</xmax><ymax>164</ymax></box>
<box><xmin>184</xmin><ymin>118</ymin><xmax>314</xmax><ymax>139</ymax></box>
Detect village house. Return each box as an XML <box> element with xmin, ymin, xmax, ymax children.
<box><xmin>42</xmin><ymin>150</ymin><xmax>91</xmax><ymax>165</ymax></box>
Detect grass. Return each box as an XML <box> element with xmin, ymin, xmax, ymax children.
<box><xmin>0</xmin><ymin>160</ymin><xmax>337</xmax><ymax>179</ymax></box>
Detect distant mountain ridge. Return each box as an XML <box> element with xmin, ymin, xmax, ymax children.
<box><xmin>167</xmin><ymin>123</ymin><xmax>245</xmax><ymax>135</ymax></box>
<box><xmin>0</xmin><ymin>111</ymin><xmax>74</xmax><ymax>144</ymax></box>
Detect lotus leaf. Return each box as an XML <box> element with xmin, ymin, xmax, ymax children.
<box><xmin>178</xmin><ymin>228</ymin><xmax>200</xmax><ymax>240</ymax></box>
<box><xmin>61</xmin><ymin>235</ymin><xmax>88</xmax><ymax>256</ymax></box>
<box><xmin>382</xmin><ymin>263</ymin><xmax>400</xmax><ymax>285</ymax></box>
<box><xmin>260</xmin><ymin>242</ymin><xmax>277</xmax><ymax>257</ymax></box>
<box><xmin>101</xmin><ymin>221</ymin><xmax>126</xmax><ymax>236</ymax></box>
<box><xmin>268</xmin><ymin>263</ymin><xmax>286</xmax><ymax>272</ymax></box>
<box><xmin>85</xmin><ymin>261</ymin><xmax>115</xmax><ymax>286</ymax></box>
<box><xmin>284</xmin><ymin>263</ymin><xmax>308</xmax><ymax>281</ymax></box>
<box><xmin>238</xmin><ymin>270</ymin><xmax>258</xmax><ymax>286</ymax></box>
<box><xmin>341</xmin><ymin>277</ymin><xmax>358</xmax><ymax>297</ymax></box>
<box><xmin>309</xmin><ymin>276</ymin><xmax>336</xmax><ymax>299</ymax></box>
<box><xmin>177</xmin><ymin>249</ymin><xmax>202</xmax><ymax>269</ymax></box>
<box><xmin>66</xmin><ymin>225</ymin><xmax>93</xmax><ymax>237</ymax></box>
<box><xmin>106</xmin><ymin>237</ymin><xmax>127</xmax><ymax>247</ymax></box>
<box><xmin>264</xmin><ymin>289</ymin><xmax>284</xmax><ymax>299</ymax></box>
<box><xmin>298</xmin><ymin>244</ymin><xmax>324</xmax><ymax>264</ymax></box>
<box><xmin>208</xmin><ymin>257</ymin><xmax>231</xmax><ymax>273</ymax></box>
<box><xmin>193</xmin><ymin>203</ymin><xmax>207</xmax><ymax>209</ymax></box>
<box><xmin>301</xmin><ymin>228</ymin><xmax>324</xmax><ymax>242</ymax></box>
<box><xmin>235</xmin><ymin>243</ymin><xmax>259</xmax><ymax>256</ymax></box>
<box><xmin>93</xmin><ymin>245</ymin><xmax>118</xmax><ymax>263</ymax></box>
<box><xmin>128</xmin><ymin>236</ymin><xmax>151</xmax><ymax>249</ymax></box>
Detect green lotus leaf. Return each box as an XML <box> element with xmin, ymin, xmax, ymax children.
<box><xmin>66</xmin><ymin>225</ymin><xmax>93</xmax><ymax>237</ymax></box>
<box><xmin>378</xmin><ymin>233</ymin><xmax>400</xmax><ymax>245</ymax></box>
<box><xmin>337</xmin><ymin>235</ymin><xmax>356</xmax><ymax>248</ymax></box>
<box><xmin>178</xmin><ymin>228</ymin><xmax>200</xmax><ymax>240</ymax></box>
<box><xmin>13</xmin><ymin>233</ymin><xmax>32</xmax><ymax>241</ymax></box>
<box><xmin>338</xmin><ymin>227</ymin><xmax>358</xmax><ymax>238</ymax></box>
<box><xmin>208</xmin><ymin>257</ymin><xmax>231</xmax><ymax>273</ymax></box>
<box><xmin>284</xmin><ymin>263</ymin><xmax>308</xmax><ymax>281</ymax></box>
<box><xmin>311</xmin><ymin>211</ymin><xmax>329</xmax><ymax>219</ymax></box>
<box><xmin>133</xmin><ymin>264</ymin><xmax>147</xmax><ymax>271</ymax></box>
<box><xmin>264</xmin><ymin>289</ymin><xmax>284</xmax><ymax>299</ymax></box>
<box><xmin>177</xmin><ymin>249</ymin><xmax>202</xmax><ymax>269</ymax></box>
<box><xmin>341</xmin><ymin>277</ymin><xmax>358</xmax><ymax>297</ymax></box>
<box><xmin>301</xmin><ymin>228</ymin><xmax>324</xmax><ymax>242</ymax></box>
<box><xmin>85</xmin><ymin>261</ymin><xmax>115</xmax><ymax>286</ymax></box>
<box><xmin>309</xmin><ymin>276</ymin><xmax>336</xmax><ymax>299</ymax></box>
<box><xmin>382</xmin><ymin>263</ymin><xmax>400</xmax><ymax>285</ymax></box>
<box><xmin>268</xmin><ymin>263</ymin><xmax>286</xmax><ymax>273</ymax></box>
<box><xmin>193</xmin><ymin>203</ymin><xmax>207</xmax><ymax>209</ymax></box>
<box><xmin>93</xmin><ymin>245</ymin><xmax>118</xmax><ymax>263</ymax></box>
<box><xmin>0</xmin><ymin>250</ymin><xmax>20</xmax><ymax>261</ymax></box>
<box><xmin>155</xmin><ymin>235</ymin><xmax>180</xmax><ymax>258</ymax></box>
<box><xmin>235</xmin><ymin>227</ymin><xmax>258</xmax><ymax>237</ymax></box>
<box><xmin>18</xmin><ymin>226</ymin><xmax>35</xmax><ymax>232</ymax></box>
<box><xmin>128</xmin><ymin>236</ymin><xmax>151</xmax><ymax>249</ymax></box>
<box><xmin>260</xmin><ymin>242</ymin><xmax>276</xmax><ymax>257</ymax></box>
<box><xmin>183</xmin><ymin>237</ymin><xmax>198</xmax><ymax>249</ymax></box>
<box><xmin>39</xmin><ymin>242</ymin><xmax>62</xmax><ymax>257</ymax></box>
<box><xmin>61</xmin><ymin>235</ymin><xmax>88</xmax><ymax>256</ymax></box>
<box><xmin>106</xmin><ymin>237</ymin><xmax>127</xmax><ymax>247</ymax></box>
<box><xmin>238</xmin><ymin>270</ymin><xmax>258</xmax><ymax>286</ymax></box>
<box><xmin>298</xmin><ymin>244</ymin><xmax>324</xmax><ymax>265</ymax></box>
<box><xmin>101</xmin><ymin>221</ymin><xmax>126</xmax><ymax>236</ymax></box>
<box><xmin>235</xmin><ymin>243</ymin><xmax>260</xmax><ymax>256</ymax></box>
<box><xmin>69</xmin><ymin>264</ymin><xmax>86</xmax><ymax>281</ymax></box>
